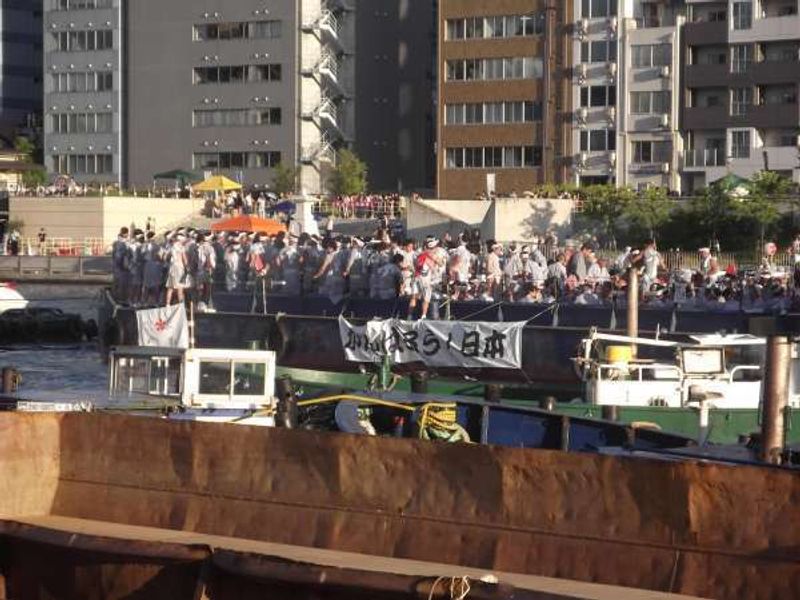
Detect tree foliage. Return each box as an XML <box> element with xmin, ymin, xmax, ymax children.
<box><xmin>21</xmin><ymin>167</ymin><xmax>47</xmax><ymax>189</ymax></box>
<box><xmin>623</xmin><ymin>186</ymin><xmax>673</xmax><ymax>241</ymax></box>
<box><xmin>14</xmin><ymin>136</ymin><xmax>35</xmax><ymax>162</ymax></box>
<box><xmin>577</xmin><ymin>185</ymin><xmax>634</xmax><ymax>248</ymax></box>
<box><xmin>271</xmin><ymin>162</ymin><xmax>299</xmax><ymax>196</ymax></box>
<box><xmin>734</xmin><ymin>171</ymin><xmax>794</xmax><ymax>246</ymax></box>
<box><xmin>330</xmin><ymin>149</ymin><xmax>368</xmax><ymax>196</ymax></box>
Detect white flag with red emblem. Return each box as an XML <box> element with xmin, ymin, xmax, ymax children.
<box><xmin>136</xmin><ymin>304</ymin><xmax>189</xmax><ymax>348</ymax></box>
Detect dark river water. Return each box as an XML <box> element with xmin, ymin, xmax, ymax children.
<box><xmin>1</xmin><ymin>284</ymin><xmax>108</xmax><ymax>396</ymax></box>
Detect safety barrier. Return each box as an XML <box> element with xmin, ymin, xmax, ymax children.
<box><xmin>0</xmin><ymin>255</ymin><xmax>113</xmax><ymax>279</ymax></box>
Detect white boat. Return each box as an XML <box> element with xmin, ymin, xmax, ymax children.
<box><xmin>576</xmin><ymin>330</ymin><xmax>800</xmax><ymax>411</ymax></box>
<box><xmin>0</xmin><ymin>283</ymin><xmax>28</xmax><ymax>314</ymax></box>
<box><xmin>11</xmin><ymin>345</ymin><xmax>279</xmax><ymax>427</ymax></box>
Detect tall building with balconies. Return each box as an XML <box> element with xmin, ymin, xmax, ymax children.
<box><xmin>43</xmin><ymin>0</ymin><xmax>120</xmax><ymax>183</ymax></box>
<box><xmin>0</xmin><ymin>0</ymin><xmax>43</xmax><ymax>136</ymax></box>
<box><xmin>616</xmin><ymin>1</ymin><xmax>685</xmax><ymax>191</ymax></box>
<box><xmin>436</xmin><ymin>0</ymin><xmax>573</xmax><ymax>199</ymax></box>
<box><xmin>44</xmin><ymin>0</ymin><xmax>355</xmax><ymax>192</ymax></box>
<box><xmin>681</xmin><ymin>0</ymin><xmax>800</xmax><ymax>191</ymax></box>
<box><xmin>570</xmin><ymin>0</ymin><xmax>620</xmax><ymax>186</ymax></box>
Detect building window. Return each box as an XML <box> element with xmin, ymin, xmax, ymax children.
<box><xmin>194</xmin><ymin>21</ymin><xmax>282</xmax><ymax>41</ymax></box>
<box><xmin>631</xmin><ymin>44</ymin><xmax>671</xmax><ymax>68</ymax></box>
<box><xmin>53</xmin><ymin>0</ymin><xmax>113</xmax><ymax>9</ymax></box>
<box><xmin>445</xmin><ymin>146</ymin><xmax>542</xmax><ymax>169</ymax></box>
<box><xmin>446</xmin><ymin>13</ymin><xmax>545</xmax><ymax>40</ymax></box>
<box><xmin>445</xmin><ymin>57</ymin><xmax>543</xmax><ymax>81</ymax></box>
<box><xmin>52</xmin><ymin>29</ymin><xmax>113</xmax><ymax>52</ymax></box>
<box><xmin>730</xmin><ymin>44</ymin><xmax>751</xmax><ymax>73</ymax></box>
<box><xmin>580</xmin><ymin>85</ymin><xmax>616</xmax><ymax>107</ymax></box>
<box><xmin>193</xmin><ymin>152</ymin><xmax>281</xmax><ymax>170</ymax></box>
<box><xmin>581</xmin><ymin>0</ymin><xmax>617</xmax><ymax>18</ymax></box>
<box><xmin>730</xmin><ymin>88</ymin><xmax>752</xmax><ymax>116</ymax></box>
<box><xmin>630</xmin><ymin>91</ymin><xmax>670</xmax><ymax>114</ymax></box>
<box><xmin>580</xmin><ymin>130</ymin><xmax>616</xmax><ymax>152</ymax></box>
<box><xmin>51</xmin><ymin>112</ymin><xmax>113</xmax><ymax>133</ymax></box>
<box><xmin>193</xmin><ymin>64</ymin><xmax>282</xmax><ymax>84</ymax></box>
<box><xmin>631</xmin><ymin>141</ymin><xmax>670</xmax><ymax>163</ymax></box>
<box><xmin>52</xmin><ymin>154</ymin><xmax>113</xmax><ymax>175</ymax></box>
<box><xmin>730</xmin><ymin>130</ymin><xmax>751</xmax><ymax>158</ymax></box>
<box><xmin>581</xmin><ymin>40</ymin><xmax>617</xmax><ymax>63</ymax></box>
<box><xmin>193</xmin><ymin>108</ymin><xmax>282</xmax><ymax>127</ymax></box>
<box><xmin>732</xmin><ymin>2</ymin><xmax>753</xmax><ymax>29</ymax></box>
<box><xmin>51</xmin><ymin>71</ymin><xmax>113</xmax><ymax>93</ymax></box>
<box><xmin>445</xmin><ymin>101</ymin><xmax>542</xmax><ymax>125</ymax></box>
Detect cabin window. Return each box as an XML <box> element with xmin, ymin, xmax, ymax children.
<box><xmin>199</xmin><ymin>361</ymin><xmax>232</xmax><ymax>395</ymax></box>
<box><xmin>116</xmin><ymin>358</ymin><xmax>150</xmax><ymax>394</ymax></box>
<box><xmin>234</xmin><ymin>363</ymin><xmax>266</xmax><ymax>396</ymax></box>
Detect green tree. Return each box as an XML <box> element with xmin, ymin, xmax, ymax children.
<box><xmin>735</xmin><ymin>171</ymin><xmax>793</xmax><ymax>248</ymax></box>
<box><xmin>14</xmin><ymin>136</ymin><xmax>35</xmax><ymax>162</ymax></box>
<box><xmin>21</xmin><ymin>167</ymin><xmax>47</xmax><ymax>190</ymax></box>
<box><xmin>271</xmin><ymin>162</ymin><xmax>299</xmax><ymax>197</ymax></box>
<box><xmin>578</xmin><ymin>185</ymin><xmax>633</xmax><ymax>249</ymax></box>
<box><xmin>624</xmin><ymin>187</ymin><xmax>673</xmax><ymax>241</ymax></box>
<box><xmin>330</xmin><ymin>149</ymin><xmax>368</xmax><ymax>196</ymax></box>
<box><xmin>690</xmin><ymin>182</ymin><xmax>730</xmax><ymax>249</ymax></box>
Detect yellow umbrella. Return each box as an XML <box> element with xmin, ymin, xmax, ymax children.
<box><xmin>192</xmin><ymin>175</ymin><xmax>242</xmax><ymax>192</ymax></box>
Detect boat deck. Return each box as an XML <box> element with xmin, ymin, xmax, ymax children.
<box><xmin>0</xmin><ymin>515</ymin><xmax>707</xmax><ymax>600</ymax></box>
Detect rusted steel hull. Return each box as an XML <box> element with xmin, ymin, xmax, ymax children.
<box><xmin>1</xmin><ymin>412</ymin><xmax>798</xmax><ymax>599</ymax></box>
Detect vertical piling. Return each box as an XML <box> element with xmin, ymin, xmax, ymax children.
<box><xmin>760</xmin><ymin>335</ymin><xmax>791</xmax><ymax>464</ymax></box>
<box><xmin>627</xmin><ymin>267</ymin><xmax>639</xmax><ymax>357</ymax></box>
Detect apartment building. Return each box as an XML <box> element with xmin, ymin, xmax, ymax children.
<box><xmin>44</xmin><ymin>0</ymin><xmax>353</xmax><ymax>191</ymax></box>
<box><xmin>0</xmin><ymin>0</ymin><xmax>43</xmax><ymax>135</ymax></box>
<box><xmin>681</xmin><ymin>0</ymin><xmax>800</xmax><ymax>191</ymax></box>
<box><xmin>43</xmin><ymin>0</ymin><xmax>120</xmax><ymax>183</ymax></box>
<box><xmin>437</xmin><ymin>0</ymin><xmax>573</xmax><ymax>199</ymax></box>
<box><xmin>570</xmin><ymin>0</ymin><xmax>683</xmax><ymax>190</ymax></box>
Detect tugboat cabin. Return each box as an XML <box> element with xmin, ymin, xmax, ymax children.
<box><xmin>109</xmin><ymin>346</ymin><xmax>276</xmax><ymax>410</ymax></box>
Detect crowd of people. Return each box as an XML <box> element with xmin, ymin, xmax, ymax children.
<box><xmin>110</xmin><ymin>222</ymin><xmax>800</xmax><ymax>315</ymax></box>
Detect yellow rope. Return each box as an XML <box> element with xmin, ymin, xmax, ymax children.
<box><xmin>297</xmin><ymin>394</ymin><xmax>415</xmax><ymax>412</ymax></box>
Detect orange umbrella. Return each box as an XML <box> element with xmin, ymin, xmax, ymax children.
<box><xmin>211</xmin><ymin>215</ymin><xmax>287</xmax><ymax>235</ymax></box>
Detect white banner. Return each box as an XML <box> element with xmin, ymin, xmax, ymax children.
<box><xmin>136</xmin><ymin>304</ymin><xmax>189</xmax><ymax>349</ymax></box>
<box><xmin>338</xmin><ymin>317</ymin><xmax>523</xmax><ymax>369</ymax></box>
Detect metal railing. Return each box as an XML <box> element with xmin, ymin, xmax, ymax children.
<box><xmin>683</xmin><ymin>148</ymin><xmax>726</xmax><ymax>168</ymax></box>
<box><xmin>0</xmin><ymin>255</ymin><xmax>113</xmax><ymax>279</ymax></box>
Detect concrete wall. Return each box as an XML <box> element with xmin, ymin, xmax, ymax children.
<box><xmin>407</xmin><ymin>197</ymin><xmax>574</xmax><ymax>243</ymax></box>
<box><xmin>10</xmin><ymin>196</ymin><xmax>205</xmax><ymax>244</ymax></box>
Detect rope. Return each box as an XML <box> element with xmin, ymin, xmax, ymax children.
<box><xmin>428</xmin><ymin>576</ymin><xmax>471</xmax><ymax>600</ymax></box>
<box><xmin>419</xmin><ymin>402</ymin><xmax>471</xmax><ymax>443</ymax></box>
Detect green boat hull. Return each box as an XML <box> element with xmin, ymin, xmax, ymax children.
<box><xmin>277</xmin><ymin>367</ymin><xmax>800</xmax><ymax>445</ymax></box>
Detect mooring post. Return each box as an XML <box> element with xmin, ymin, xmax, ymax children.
<box><xmin>484</xmin><ymin>384</ymin><xmax>502</xmax><ymax>404</ymax></box>
<box><xmin>760</xmin><ymin>335</ymin><xmax>791</xmax><ymax>464</ymax></box>
<box><xmin>627</xmin><ymin>267</ymin><xmax>639</xmax><ymax>357</ymax></box>
<box><xmin>410</xmin><ymin>371</ymin><xmax>429</xmax><ymax>394</ymax></box>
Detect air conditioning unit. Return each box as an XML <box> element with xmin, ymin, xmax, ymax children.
<box><xmin>608</xmin><ymin>16</ymin><xmax>618</xmax><ymax>32</ymax></box>
<box><xmin>579</xmin><ymin>152</ymin><xmax>589</xmax><ymax>167</ymax></box>
<box><xmin>661</xmin><ymin>162</ymin><xmax>671</xmax><ymax>173</ymax></box>
<box><xmin>577</xmin><ymin>107</ymin><xmax>589</xmax><ymax>122</ymax></box>
<box><xmin>578</xmin><ymin>63</ymin><xmax>588</xmax><ymax>78</ymax></box>
<box><xmin>607</xmin><ymin>62</ymin><xmax>618</xmax><ymax>76</ymax></box>
<box><xmin>608</xmin><ymin>151</ymin><xmax>617</xmax><ymax>166</ymax></box>
<box><xmin>576</xmin><ymin>18</ymin><xmax>589</xmax><ymax>37</ymax></box>
<box><xmin>607</xmin><ymin>106</ymin><xmax>617</xmax><ymax>122</ymax></box>
<box><xmin>660</xmin><ymin>65</ymin><xmax>671</xmax><ymax>78</ymax></box>
<box><xmin>660</xmin><ymin>113</ymin><xmax>670</xmax><ymax>128</ymax></box>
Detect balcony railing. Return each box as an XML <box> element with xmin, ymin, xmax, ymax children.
<box><xmin>684</xmin><ymin>148</ymin><xmax>727</xmax><ymax>168</ymax></box>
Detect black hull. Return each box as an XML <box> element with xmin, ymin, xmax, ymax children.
<box><xmin>108</xmin><ymin>292</ymin><xmax>767</xmax><ymax>386</ymax></box>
